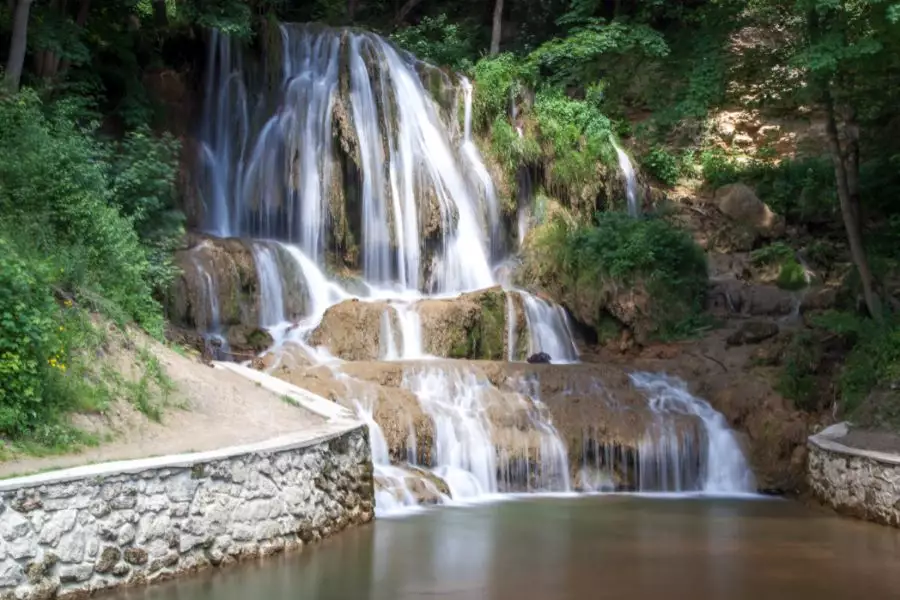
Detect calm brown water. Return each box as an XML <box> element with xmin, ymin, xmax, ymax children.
<box><xmin>118</xmin><ymin>496</ymin><xmax>900</xmax><ymax>600</ymax></box>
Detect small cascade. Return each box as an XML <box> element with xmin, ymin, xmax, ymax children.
<box><xmin>402</xmin><ymin>368</ymin><xmax>571</xmax><ymax>497</ymax></box>
<box><xmin>519</xmin><ymin>292</ymin><xmax>579</xmax><ymax>363</ymax></box>
<box><xmin>379</xmin><ymin>309</ymin><xmax>399</xmax><ymax>360</ymax></box>
<box><xmin>251</xmin><ymin>243</ymin><xmax>286</xmax><ymax>328</ymax></box>
<box><xmin>612</xmin><ymin>140</ymin><xmax>639</xmax><ymax>217</ymax></box>
<box><xmin>506</xmin><ymin>293</ymin><xmax>517</xmax><ymax>361</ymax></box>
<box><xmin>630</xmin><ymin>372</ymin><xmax>756</xmax><ymax>494</ymax></box>
<box><xmin>354</xmin><ymin>399</ymin><xmax>434</xmax><ymax>516</ymax></box>
<box><xmin>190</xmin><ymin>250</ymin><xmax>230</xmax><ymax>359</ymax></box>
<box><xmin>392</xmin><ymin>303</ymin><xmax>425</xmax><ymax>359</ymax></box>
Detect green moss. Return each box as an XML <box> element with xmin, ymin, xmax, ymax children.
<box><xmin>776</xmin><ymin>259</ymin><xmax>808</xmax><ymax>291</ymax></box>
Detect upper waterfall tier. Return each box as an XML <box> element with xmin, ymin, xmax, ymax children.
<box><xmin>197</xmin><ymin>24</ymin><xmax>499</xmax><ymax>294</ymax></box>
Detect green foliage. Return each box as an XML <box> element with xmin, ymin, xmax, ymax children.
<box><xmin>489</xmin><ymin>117</ymin><xmax>541</xmax><ymax>175</ymax></box>
<box><xmin>641</xmin><ymin>146</ymin><xmax>680</xmax><ymax>186</ymax></box>
<box><xmin>179</xmin><ymin>0</ymin><xmax>253</xmax><ymax>36</ymax></box>
<box><xmin>110</xmin><ymin>127</ymin><xmax>185</xmax><ymax>292</ymax></box>
<box><xmin>0</xmin><ymin>239</ymin><xmax>60</xmax><ymax>436</ymax></box>
<box><xmin>533</xmin><ymin>89</ymin><xmax>616</xmax><ymax>193</ymax></box>
<box><xmin>701</xmin><ymin>150</ymin><xmax>837</xmax><ymax>223</ymax></box>
<box><xmin>813</xmin><ymin>311</ymin><xmax>900</xmax><ymax>405</ymax></box>
<box><xmin>390</xmin><ymin>14</ymin><xmax>477</xmax><ymax>71</ymax></box>
<box><xmin>0</xmin><ymin>91</ymin><xmax>165</xmax><ymax>333</ymax></box>
<box><xmin>527</xmin><ymin>18</ymin><xmax>669</xmax><ymax>87</ymax></box>
<box><xmin>534</xmin><ymin>212</ymin><xmax>708</xmax><ymax>338</ymax></box>
<box><xmin>776</xmin><ymin>331</ymin><xmax>822</xmax><ymax>412</ymax></box>
<box><xmin>750</xmin><ymin>242</ymin><xmax>795</xmax><ymax>266</ymax></box>
<box><xmin>472</xmin><ymin>54</ymin><xmax>530</xmax><ymax>130</ymax></box>
<box><xmin>776</xmin><ymin>259</ymin><xmax>809</xmax><ymax>291</ymax></box>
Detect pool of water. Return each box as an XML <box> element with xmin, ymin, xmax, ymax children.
<box><xmin>117</xmin><ymin>496</ymin><xmax>900</xmax><ymax>600</ymax></box>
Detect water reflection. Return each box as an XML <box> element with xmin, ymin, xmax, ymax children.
<box><xmin>119</xmin><ymin>497</ymin><xmax>900</xmax><ymax>600</ymax></box>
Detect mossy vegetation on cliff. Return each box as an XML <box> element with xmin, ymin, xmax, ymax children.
<box><xmin>523</xmin><ymin>211</ymin><xmax>708</xmax><ymax>342</ymax></box>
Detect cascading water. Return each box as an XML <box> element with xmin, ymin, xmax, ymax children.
<box><xmin>402</xmin><ymin>368</ymin><xmax>572</xmax><ymax>499</ymax></box>
<box><xmin>193</xmin><ymin>25</ymin><xmax>756</xmax><ymax>514</ymax></box>
<box><xmin>251</xmin><ymin>243</ymin><xmax>286</xmax><ymax>328</ymax></box>
<box><xmin>612</xmin><ymin>139</ymin><xmax>639</xmax><ymax>217</ymax></box>
<box><xmin>630</xmin><ymin>372</ymin><xmax>756</xmax><ymax>494</ymax></box>
<box><xmin>519</xmin><ymin>292</ymin><xmax>579</xmax><ymax>363</ymax></box>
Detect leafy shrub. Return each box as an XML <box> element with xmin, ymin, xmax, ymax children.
<box><xmin>0</xmin><ymin>90</ymin><xmax>173</xmax><ymax>334</ymax></box>
<box><xmin>0</xmin><ymin>239</ymin><xmax>61</xmax><ymax>436</ymax></box>
<box><xmin>527</xmin><ymin>19</ymin><xmax>669</xmax><ymax>88</ymax></box>
<box><xmin>110</xmin><ymin>126</ymin><xmax>184</xmax><ymax>292</ymax></box>
<box><xmin>533</xmin><ymin>212</ymin><xmax>708</xmax><ymax>338</ymax></box>
<box><xmin>472</xmin><ymin>53</ymin><xmax>530</xmax><ymax>130</ymax></box>
<box><xmin>812</xmin><ymin>311</ymin><xmax>900</xmax><ymax>419</ymax></box>
<box><xmin>391</xmin><ymin>14</ymin><xmax>477</xmax><ymax>72</ymax></box>
<box><xmin>489</xmin><ymin>117</ymin><xmax>542</xmax><ymax>176</ymax></box>
<box><xmin>776</xmin><ymin>331</ymin><xmax>822</xmax><ymax>412</ymax></box>
<box><xmin>642</xmin><ymin>146</ymin><xmax>680</xmax><ymax>186</ymax></box>
<box><xmin>533</xmin><ymin>90</ymin><xmax>616</xmax><ymax>192</ymax></box>
<box><xmin>750</xmin><ymin>242</ymin><xmax>795</xmax><ymax>266</ymax></box>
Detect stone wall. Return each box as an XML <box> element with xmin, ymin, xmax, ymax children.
<box><xmin>0</xmin><ymin>426</ymin><xmax>373</xmax><ymax>600</ymax></box>
<box><xmin>807</xmin><ymin>422</ymin><xmax>900</xmax><ymax>527</ymax></box>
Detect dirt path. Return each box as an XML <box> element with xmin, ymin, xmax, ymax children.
<box><xmin>0</xmin><ymin>340</ymin><xmax>328</xmax><ymax>479</ymax></box>
<box><xmin>837</xmin><ymin>429</ymin><xmax>900</xmax><ymax>455</ymax></box>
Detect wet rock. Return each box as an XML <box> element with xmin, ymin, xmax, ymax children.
<box><xmin>726</xmin><ymin>321</ymin><xmax>779</xmax><ymax>346</ymax></box>
<box><xmin>527</xmin><ymin>352</ymin><xmax>552</xmax><ymax>364</ymax></box>
<box><xmin>707</xmin><ymin>280</ymin><xmax>796</xmax><ymax>317</ymax></box>
<box><xmin>715</xmin><ymin>183</ymin><xmax>785</xmax><ymax>238</ymax></box>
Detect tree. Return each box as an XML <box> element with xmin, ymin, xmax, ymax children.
<box><xmin>490</xmin><ymin>0</ymin><xmax>504</xmax><ymax>55</ymax></box>
<box><xmin>3</xmin><ymin>0</ymin><xmax>34</xmax><ymax>92</ymax></box>
<box><xmin>794</xmin><ymin>0</ymin><xmax>900</xmax><ymax>321</ymax></box>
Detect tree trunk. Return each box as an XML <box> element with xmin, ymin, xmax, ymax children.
<box><xmin>347</xmin><ymin>0</ymin><xmax>359</xmax><ymax>22</ymax></box>
<box><xmin>824</xmin><ymin>89</ymin><xmax>883</xmax><ymax>321</ymax></box>
<box><xmin>152</xmin><ymin>0</ymin><xmax>167</xmax><ymax>27</ymax></box>
<box><xmin>3</xmin><ymin>0</ymin><xmax>34</xmax><ymax>93</ymax></box>
<box><xmin>490</xmin><ymin>0</ymin><xmax>504</xmax><ymax>55</ymax></box>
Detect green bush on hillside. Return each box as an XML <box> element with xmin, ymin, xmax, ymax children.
<box><xmin>0</xmin><ymin>240</ymin><xmax>61</xmax><ymax>435</ymax></box>
<box><xmin>533</xmin><ymin>211</ymin><xmax>708</xmax><ymax>338</ymax></box>
<box><xmin>0</xmin><ymin>90</ymin><xmax>173</xmax><ymax>334</ymax></box>
<box><xmin>390</xmin><ymin>14</ymin><xmax>477</xmax><ymax>72</ymax></box>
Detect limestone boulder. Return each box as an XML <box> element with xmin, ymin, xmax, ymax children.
<box><xmin>715</xmin><ymin>183</ymin><xmax>785</xmax><ymax>238</ymax></box>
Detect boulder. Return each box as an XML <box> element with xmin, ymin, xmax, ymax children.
<box><xmin>715</xmin><ymin>183</ymin><xmax>785</xmax><ymax>238</ymax></box>
<box><xmin>527</xmin><ymin>352</ymin><xmax>552</xmax><ymax>364</ymax></box>
<box><xmin>726</xmin><ymin>321</ymin><xmax>779</xmax><ymax>346</ymax></box>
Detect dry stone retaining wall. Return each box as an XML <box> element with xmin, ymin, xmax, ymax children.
<box><xmin>808</xmin><ymin>423</ymin><xmax>900</xmax><ymax>527</ymax></box>
<box><xmin>0</xmin><ymin>426</ymin><xmax>373</xmax><ymax>600</ymax></box>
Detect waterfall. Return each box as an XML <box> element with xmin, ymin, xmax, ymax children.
<box><xmin>460</xmin><ymin>77</ymin><xmax>502</xmax><ymax>260</ymax></box>
<box><xmin>401</xmin><ymin>368</ymin><xmax>571</xmax><ymax>498</ymax></box>
<box><xmin>251</xmin><ymin>243</ymin><xmax>286</xmax><ymax>328</ymax></box>
<box><xmin>612</xmin><ymin>140</ymin><xmax>639</xmax><ymax>217</ymax></box>
<box><xmin>630</xmin><ymin>372</ymin><xmax>756</xmax><ymax>494</ymax></box>
<box><xmin>190</xmin><ymin>250</ymin><xmax>230</xmax><ymax>359</ymax></box>
<box><xmin>519</xmin><ymin>292</ymin><xmax>579</xmax><ymax>363</ymax></box>
<box><xmin>190</xmin><ymin>25</ymin><xmax>760</xmax><ymax>511</ymax></box>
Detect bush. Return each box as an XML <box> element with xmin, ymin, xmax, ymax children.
<box><xmin>533</xmin><ymin>90</ymin><xmax>616</xmax><ymax>193</ymax></box>
<box><xmin>812</xmin><ymin>311</ymin><xmax>900</xmax><ymax>418</ymax></box>
<box><xmin>391</xmin><ymin>14</ymin><xmax>478</xmax><ymax>72</ymax></box>
<box><xmin>532</xmin><ymin>211</ymin><xmax>708</xmax><ymax>338</ymax></box>
<box><xmin>472</xmin><ymin>53</ymin><xmax>529</xmax><ymax>130</ymax></box>
<box><xmin>0</xmin><ymin>239</ymin><xmax>61</xmax><ymax>435</ymax></box>
<box><xmin>0</xmin><ymin>90</ymin><xmax>172</xmax><ymax>333</ymax></box>
<box><xmin>642</xmin><ymin>146</ymin><xmax>680</xmax><ymax>186</ymax></box>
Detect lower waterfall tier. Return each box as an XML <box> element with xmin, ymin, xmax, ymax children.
<box><xmin>263</xmin><ymin>355</ymin><xmax>755</xmax><ymax>507</ymax></box>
